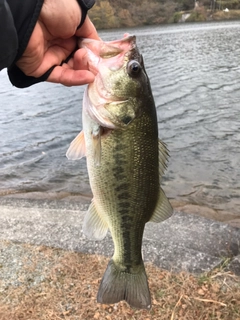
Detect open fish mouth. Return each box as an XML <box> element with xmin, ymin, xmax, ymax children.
<box><xmin>79</xmin><ymin>34</ymin><xmax>137</xmax><ymax>100</ymax></box>
<box><xmin>78</xmin><ymin>35</ymin><xmax>137</xmax><ymax>129</ymax></box>
<box><xmin>78</xmin><ymin>34</ymin><xmax>136</xmax><ymax>66</ymax></box>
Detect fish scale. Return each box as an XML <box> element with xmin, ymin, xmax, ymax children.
<box><xmin>85</xmin><ymin>111</ymin><xmax>160</xmax><ymax>296</ymax></box>
<box><xmin>66</xmin><ymin>34</ymin><xmax>173</xmax><ymax>309</ymax></box>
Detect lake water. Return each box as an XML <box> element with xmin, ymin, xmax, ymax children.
<box><xmin>0</xmin><ymin>21</ymin><xmax>240</xmax><ymax>216</ymax></box>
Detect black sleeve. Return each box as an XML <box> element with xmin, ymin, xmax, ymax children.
<box><xmin>6</xmin><ymin>0</ymin><xmax>96</xmax><ymax>89</ymax></box>
<box><xmin>0</xmin><ymin>0</ymin><xmax>18</xmax><ymax>70</ymax></box>
<box><xmin>7</xmin><ymin>0</ymin><xmax>44</xmax><ymax>63</ymax></box>
<box><xmin>77</xmin><ymin>0</ymin><xmax>95</xmax><ymax>28</ymax></box>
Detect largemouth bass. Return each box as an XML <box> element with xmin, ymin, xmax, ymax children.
<box><xmin>66</xmin><ymin>34</ymin><xmax>173</xmax><ymax>309</ymax></box>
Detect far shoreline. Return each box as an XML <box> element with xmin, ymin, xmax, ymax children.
<box><xmin>90</xmin><ymin>9</ymin><xmax>240</xmax><ymax>31</ymax></box>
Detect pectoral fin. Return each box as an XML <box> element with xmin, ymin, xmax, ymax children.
<box><xmin>92</xmin><ymin>126</ymin><xmax>102</xmax><ymax>166</ymax></box>
<box><xmin>83</xmin><ymin>201</ymin><xmax>108</xmax><ymax>240</ymax></box>
<box><xmin>149</xmin><ymin>188</ymin><xmax>173</xmax><ymax>223</ymax></box>
<box><xmin>158</xmin><ymin>139</ymin><xmax>169</xmax><ymax>177</ymax></box>
<box><xmin>66</xmin><ymin>131</ymin><xmax>86</xmax><ymax>160</ymax></box>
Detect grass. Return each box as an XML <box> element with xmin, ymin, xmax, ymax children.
<box><xmin>212</xmin><ymin>10</ymin><xmax>240</xmax><ymax>20</ymax></box>
<box><xmin>0</xmin><ymin>242</ymin><xmax>239</xmax><ymax>320</ymax></box>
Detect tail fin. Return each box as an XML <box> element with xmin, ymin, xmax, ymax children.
<box><xmin>97</xmin><ymin>259</ymin><xmax>151</xmax><ymax>309</ymax></box>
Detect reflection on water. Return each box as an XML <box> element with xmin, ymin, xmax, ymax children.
<box><xmin>0</xmin><ymin>21</ymin><xmax>239</xmax><ymax>215</ymax></box>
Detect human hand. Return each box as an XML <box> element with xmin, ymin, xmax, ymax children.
<box><xmin>16</xmin><ymin>0</ymin><xmax>100</xmax><ymax>86</ymax></box>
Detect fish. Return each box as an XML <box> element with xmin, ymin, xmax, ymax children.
<box><xmin>66</xmin><ymin>34</ymin><xmax>173</xmax><ymax>309</ymax></box>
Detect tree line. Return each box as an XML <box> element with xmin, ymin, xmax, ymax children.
<box><xmin>88</xmin><ymin>0</ymin><xmax>240</xmax><ymax>29</ymax></box>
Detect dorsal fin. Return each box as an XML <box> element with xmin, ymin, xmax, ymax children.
<box><xmin>158</xmin><ymin>139</ymin><xmax>169</xmax><ymax>177</ymax></box>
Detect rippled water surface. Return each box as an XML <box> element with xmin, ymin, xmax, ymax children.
<box><xmin>0</xmin><ymin>21</ymin><xmax>240</xmax><ymax>214</ymax></box>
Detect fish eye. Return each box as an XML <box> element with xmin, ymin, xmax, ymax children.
<box><xmin>127</xmin><ymin>60</ymin><xmax>141</xmax><ymax>77</ymax></box>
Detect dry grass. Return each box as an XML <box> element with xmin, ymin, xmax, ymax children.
<box><xmin>212</xmin><ymin>10</ymin><xmax>240</xmax><ymax>20</ymax></box>
<box><xmin>0</xmin><ymin>243</ymin><xmax>239</xmax><ymax>320</ymax></box>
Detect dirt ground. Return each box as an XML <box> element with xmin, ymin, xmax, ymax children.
<box><xmin>0</xmin><ymin>241</ymin><xmax>239</xmax><ymax>320</ymax></box>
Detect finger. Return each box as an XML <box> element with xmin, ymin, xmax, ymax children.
<box><xmin>18</xmin><ymin>37</ymin><xmax>77</xmax><ymax>78</ymax></box>
<box><xmin>73</xmin><ymin>48</ymin><xmax>89</xmax><ymax>70</ymax></box>
<box><xmin>75</xmin><ymin>16</ymin><xmax>100</xmax><ymax>40</ymax></box>
<box><xmin>46</xmin><ymin>65</ymin><xmax>95</xmax><ymax>86</ymax></box>
<box><xmin>41</xmin><ymin>37</ymin><xmax>77</xmax><ymax>69</ymax></box>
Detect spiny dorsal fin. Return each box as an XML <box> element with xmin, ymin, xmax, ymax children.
<box><xmin>149</xmin><ymin>187</ymin><xmax>173</xmax><ymax>223</ymax></box>
<box><xmin>66</xmin><ymin>131</ymin><xmax>86</xmax><ymax>160</ymax></box>
<box><xmin>83</xmin><ymin>201</ymin><xmax>108</xmax><ymax>240</ymax></box>
<box><xmin>158</xmin><ymin>139</ymin><xmax>169</xmax><ymax>177</ymax></box>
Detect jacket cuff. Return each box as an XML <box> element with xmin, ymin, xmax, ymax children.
<box><xmin>77</xmin><ymin>0</ymin><xmax>95</xmax><ymax>10</ymax></box>
<box><xmin>77</xmin><ymin>0</ymin><xmax>95</xmax><ymax>28</ymax></box>
<box><xmin>8</xmin><ymin>0</ymin><xmax>95</xmax><ymax>88</ymax></box>
<box><xmin>7</xmin><ymin>0</ymin><xmax>44</xmax><ymax>87</ymax></box>
<box><xmin>7</xmin><ymin>0</ymin><xmax>44</xmax><ymax>63</ymax></box>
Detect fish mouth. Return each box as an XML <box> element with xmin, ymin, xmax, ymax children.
<box><xmin>78</xmin><ymin>34</ymin><xmax>136</xmax><ymax>63</ymax></box>
<box><xmin>79</xmin><ymin>34</ymin><xmax>136</xmax><ymax>81</ymax></box>
<box><xmin>79</xmin><ymin>34</ymin><xmax>136</xmax><ymax>127</ymax></box>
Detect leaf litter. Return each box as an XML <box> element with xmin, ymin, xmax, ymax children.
<box><xmin>0</xmin><ymin>241</ymin><xmax>239</xmax><ymax>320</ymax></box>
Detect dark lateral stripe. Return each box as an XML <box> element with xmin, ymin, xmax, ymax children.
<box><xmin>117</xmin><ymin>192</ymin><xmax>130</xmax><ymax>200</ymax></box>
<box><xmin>115</xmin><ymin>183</ymin><xmax>130</xmax><ymax>192</ymax></box>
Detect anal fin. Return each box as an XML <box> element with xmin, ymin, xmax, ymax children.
<box><xmin>83</xmin><ymin>201</ymin><xmax>108</xmax><ymax>240</ymax></box>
